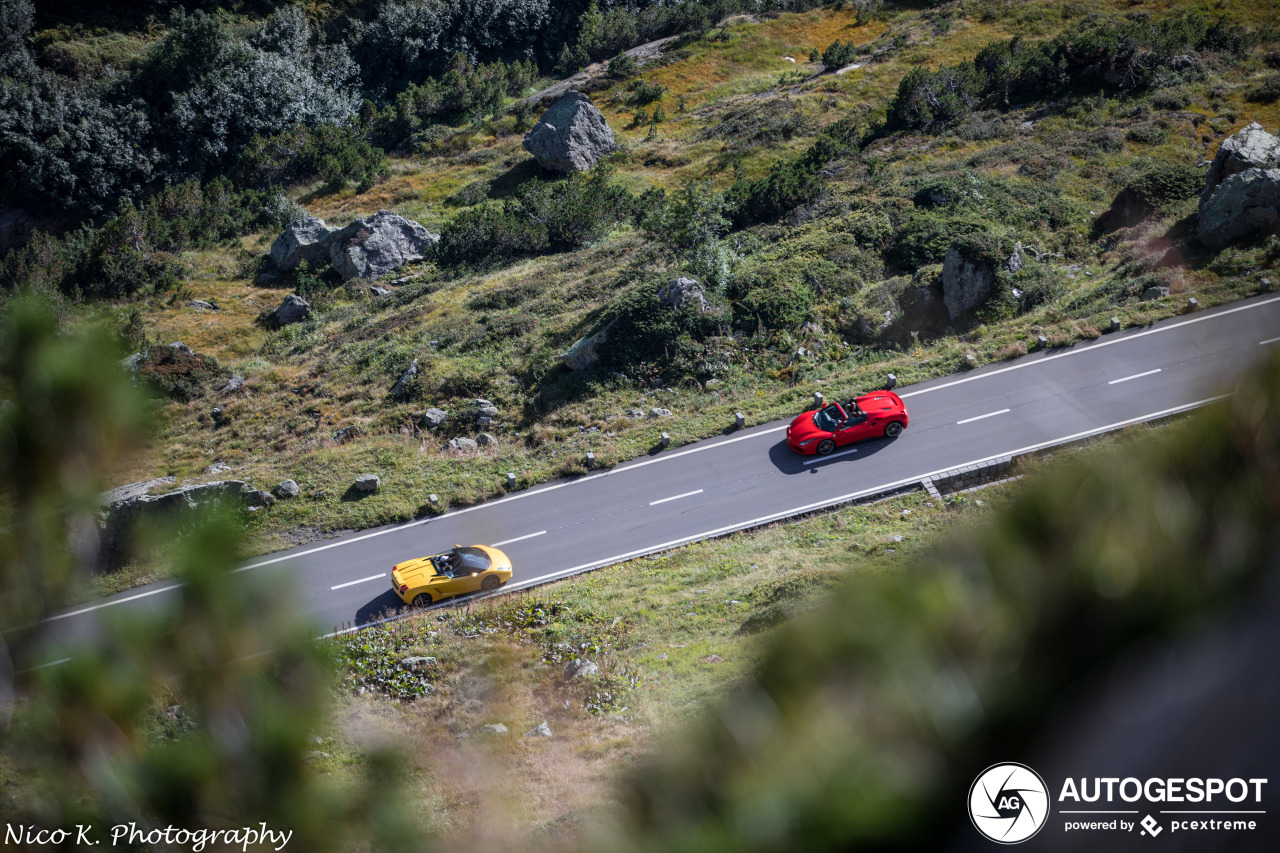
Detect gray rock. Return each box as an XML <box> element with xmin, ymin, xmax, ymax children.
<box><xmin>562</xmin><ymin>317</ymin><xmax>617</xmax><ymax>371</ymax></box>
<box><xmin>1199</xmin><ymin>123</ymin><xmax>1280</xmax><ymax>209</ymax></box>
<box><xmin>703</xmin><ymin>379</ymin><xmax>722</xmax><ymax>389</ymax></box>
<box><xmin>563</xmin><ymin>658</ymin><xmax>600</xmax><ymax>681</ymax></box>
<box><xmin>270</xmin><ymin>294</ymin><xmax>311</xmax><ymax>327</ymax></box>
<box><xmin>399</xmin><ymin>656</ymin><xmax>437</xmax><ymax>671</ymax></box>
<box><xmin>269</xmin><ymin>216</ymin><xmax>338</xmax><ymax>272</ymax></box>
<box><xmin>419</xmin><ymin>408</ymin><xmax>448</xmax><ymax>428</ymax></box>
<box><xmin>941</xmin><ymin>247</ymin><xmax>996</xmax><ymax>321</ymax></box>
<box><xmin>205</xmin><ymin>462</ymin><xmax>234</xmax><ymax>475</ymax></box>
<box><xmin>657</xmin><ymin>277</ymin><xmax>710</xmax><ymax>312</ymax></box>
<box><xmin>1003</xmin><ymin>241</ymin><xmax>1025</xmax><ymax>275</ymax></box>
<box><xmin>1141</xmin><ymin>286</ymin><xmax>1171</xmax><ymax>301</ymax></box>
<box><xmin>1197</xmin><ymin>168</ymin><xmax>1280</xmax><ymax>250</ymax></box>
<box><xmin>120</xmin><ymin>352</ymin><xmax>143</xmax><ymax>378</ymax></box>
<box><xmin>647</xmin><ymin>407</ymin><xmax>672</xmax><ymax>418</ymax></box>
<box><xmin>481</xmin><ymin>723</ymin><xmax>509</xmax><ymax>735</ymax></box>
<box><xmin>303</xmin><ymin>751</ymin><xmax>330</xmax><ymax>763</ymax></box>
<box><xmin>329</xmin><ymin>210</ymin><xmax>439</xmax><ymax>281</ymax></box>
<box><xmin>449</xmin><ymin>437</ymin><xmax>479</xmax><ymax>452</ymax></box>
<box><xmin>353</xmin><ymin>474</ymin><xmax>380</xmax><ymax>492</ymax></box>
<box><xmin>189</xmin><ymin>300</ymin><xmax>218</xmax><ymax>312</ymax></box>
<box><xmin>333</xmin><ymin>425</ymin><xmax>365</xmax><ymax>444</ymax></box>
<box><xmin>241</xmin><ymin>488</ymin><xmax>275</xmax><ymax>508</ymax></box>
<box><xmin>168</xmin><ymin>341</ymin><xmax>194</xmax><ymax>355</ymax></box>
<box><xmin>369</xmin><ymin>286</ymin><xmax>392</xmax><ymax>296</ymax></box>
<box><xmin>221</xmin><ymin>374</ymin><xmax>244</xmax><ymax>393</ymax></box>
<box><xmin>274</xmin><ymin>479</ymin><xmax>300</xmax><ymax>499</ymax></box>
<box><xmin>525</xmin><ymin>721</ymin><xmax>553</xmax><ymax>738</ymax></box>
<box><xmin>390</xmin><ymin>359</ymin><xmax>418</xmax><ymax>400</ymax></box>
<box><xmin>627</xmin><ymin>408</ymin><xmax>645</xmax><ymax>418</ymax></box>
<box><xmin>469</xmin><ymin>398</ymin><xmax>500</xmax><ymax>422</ymax></box>
<box><xmin>476</xmin><ymin>432</ymin><xmax>498</xmax><ymax>447</ymax></box>
<box><xmin>523</xmin><ymin>90</ymin><xmax>617</xmax><ymax>173</ymax></box>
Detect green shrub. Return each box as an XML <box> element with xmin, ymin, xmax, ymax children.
<box><xmin>237</xmin><ymin>123</ymin><xmax>388</xmax><ymax>192</ymax></box>
<box><xmin>1122</xmin><ymin>162</ymin><xmax>1203</xmax><ymax>212</ymax></box>
<box><xmin>1125</xmin><ymin>122</ymin><xmax>1169</xmax><ymax>145</ymax></box>
<box><xmin>890</xmin><ymin>213</ymin><xmax>988</xmax><ymax>270</ymax></box>
<box><xmin>608</xmin><ymin>52</ymin><xmax>637</xmax><ymax>78</ymax></box>
<box><xmin>632</xmin><ymin>78</ymin><xmax>667</xmax><ymax>104</ymax></box>
<box><xmin>820</xmin><ymin>39</ymin><xmax>856</xmax><ymax>70</ymax></box>
<box><xmin>1245</xmin><ymin>72</ymin><xmax>1280</xmax><ymax>104</ymax></box>
<box><xmin>736</xmin><ymin>281</ymin><xmax>813</xmax><ymax>331</ymax></box>
<box><xmin>595</xmin><ymin>280</ymin><xmax>722</xmax><ymax>373</ymax></box>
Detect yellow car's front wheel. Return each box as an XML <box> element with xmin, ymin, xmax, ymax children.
<box><xmin>481</xmin><ymin>574</ymin><xmax>501</xmax><ymax>592</ymax></box>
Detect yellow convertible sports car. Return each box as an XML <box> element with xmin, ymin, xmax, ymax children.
<box><xmin>391</xmin><ymin>544</ymin><xmax>512</xmax><ymax>606</ymax></box>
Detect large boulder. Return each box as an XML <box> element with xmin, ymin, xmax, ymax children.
<box><xmin>270</xmin><ymin>294</ymin><xmax>311</xmax><ymax>326</ymax></box>
<box><xmin>390</xmin><ymin>359</ymin><xmax>418</xmax><ymax>400</ymax></box>
<box><xmin>898</xmin><ymin>284</ymin><xmax>950</xmax><ymax>335</ymax></box>
<box><xmin>269</xmin><ymin>216</ymin><xmax>338</xmax><ymax>271</ymax></box>
<box><xmin>1198</xmin><ymin>168</ymin><xmax>1280</xmax><ymax>250</ymax></box>
<box><xmin>99</xmin><ymin>479</ymin><xmax>266</xmax><ymax>565</ymax></box>
<box><xmin>941</xmin><ymin>247</ymin><xmax>996</xmax><ymax>321</ymax></box>
<box><xmin>329</xmin><ymin>210</ymin><xmax>439</xmax><ymax>281</ymax></box>
<box><xmin>562</xmin><ymin>317</ymin><xmax>617</xmax><ymax>371</ymax></box>
<box><xmin>523</xmin><ymin>90</ymin><xmax>617</xmax><ymax>173</ymax></box>
<box><xmin>658</xmin><ymin>277</ymin><xmax>710</xmax><ymax>312</ymax></box>
<box><xmin>1199</xmin><ymin>123</ymin><xmax>1280</xmax><ymax>208</ymax></box>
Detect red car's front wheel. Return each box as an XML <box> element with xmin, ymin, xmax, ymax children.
<box><xmin>817</xmin><ymin>438</ymin><xmax>836</xmax><ymax>455</ymax></box>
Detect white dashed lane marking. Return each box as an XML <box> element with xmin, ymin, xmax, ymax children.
<box><xmin>330</xmin><ymin>573</ymin><xmax>387</xmax><ymax>591</ymax></box>
<box><xmin>649</xmin><ymin>489</ymin><xmax>704</xmax><ymax>506</ymax></box>
<box><xmin>1109</xmin><ymin>368</ymin><xmax>1162</xmax><ymax>385</ymax></box>
<box><xmin>956</xmin><ymin>408</ymin><xmax>1011</xmax><ymax>425</ymax></box>
<box><xmin>492</xmin><ymin>531</ymin><xmax>547</xmax><ymax>547</ymax></box>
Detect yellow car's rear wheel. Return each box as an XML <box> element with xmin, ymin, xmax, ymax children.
<box><xmin>481</xmin><ymin>574</ymin><xmax>501</xmax><ymax>592</ymax></box>
<box><xmin>412</xmin><ymin>593</ymin><xmax>434</xmax><ymax>607</ymax></box>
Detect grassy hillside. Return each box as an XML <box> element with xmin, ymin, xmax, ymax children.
<box><xmin>5</xmin><ymin>1</ymin><xmax>1279</xmax><ymax>594</ymax></box>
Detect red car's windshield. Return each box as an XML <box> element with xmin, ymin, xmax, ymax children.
<box><xmin>812</xmin><ymin>403</ymin><xmax>846</xmax><ymax>432</ymax></box>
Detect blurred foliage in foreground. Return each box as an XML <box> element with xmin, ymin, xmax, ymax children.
<box><xmin>0</xmin><ymin>295</ymin><xmax>419</xmax><ymax>850</ymax></box>
<box><xmin>616</xmin><ymin>348</ymin><xmax>1280</xmax><ymax>851</ymax></box>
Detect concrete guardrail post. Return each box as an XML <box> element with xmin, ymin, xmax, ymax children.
<box><xmin>660</xmin><ymin>432</ymin><xmax>670</xmax><ymax>448</ymax></box>
<box><xmin>1036</xmin><ymin>335</ymin><xmax>1048</xmax><ymax>350</ymax></box>
<box><xmin>813</xmin><ymin>391</ymin><xmax>824</xmax><ymax>407</ymax></box>
<box><xmin>735</xmin><ymin>412</ymin><xmax>746</xmax><ymax>429</ymax></box>
<box><xmin>885</xmin><ymin>373</ymin><xmax>897</xmax><ymax>390</ymax></box>
<box><xmin>586</xmin><ymin>452</ymin><xmax>596</xmax><ymax>469</ymax></box>
<box><xmin>506</xmin><ymin>472</ymin><xmax>516</xmax><ymax>489</ymax></box>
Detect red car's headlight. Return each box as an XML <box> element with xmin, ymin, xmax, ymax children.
<box><xmin>798</xmin><ymin>437</ymin><xmax>818</xmax><ymax>446</ymax></box>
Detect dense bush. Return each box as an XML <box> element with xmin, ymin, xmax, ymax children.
<box><xmin>889</xmin><ymin>12</ymin><xmax>1258</xmax><ymax>132</ymax></box>
<box><xmin>736</xmin><ymin>281</ymin><xmax>814</xmax><ymax>331</ymax></box>
<box><xmin>1</xmin><ymin>178</ymin><xmax>297</xmax><ymax>300</ymax></box>
<box><xmin>726</xmin><ymin>117</ymin><xmax>866</xmax><ymax>227</ymax></box>
<box><xmin>438</xmin><ymin>167</ymin><xmax>633</xmax><ymax>266</ymax></box>
<box><xmin>364</xmin><ymin>53</ymin><xmax>537</xmax><ymax>149</ymax></box>
<box><xmin>236</xmin><ymin>123</ymin><xmax>389</xmax><ymax>191</ymax></box>
<box><xmin>820</xmin><ymin>39</ymin><xmax>856</xmax><ymax>71</ymax></box>
<box><xmin>594</xmin><ymin>279</ymin><xmax>723</xmax><ymax>373</ymax></box>
<box><xmin>889</xmin><ymin>213</ymin><xmax>990</xmax><ymax>270</ymax></box>
<box><xmin>1122</xmin><ymin>162</ymin><xmax>1202</xmax><ymax>212</ymax></box>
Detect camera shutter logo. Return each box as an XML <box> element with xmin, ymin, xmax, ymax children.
<box><xmin>969</xmin><ymin>763</ymin><xmax>1050</xmax><ymax>844</ymax></box>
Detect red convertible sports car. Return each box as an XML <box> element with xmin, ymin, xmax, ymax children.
<box><xmin>786</xmin><ymin>391</ymin><xmax>910</xmax><ymax>455</ymax></box>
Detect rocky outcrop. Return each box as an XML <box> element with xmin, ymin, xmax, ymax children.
<box><xmin>898</xmin><ymin>285</ymin><xmax>950</xmax><ymax>334</ymax></box>
<box><xmin>329</xmin><ymin>210</ymin><xmax>440</xmax><ymax>281</ymax></box>
<box><xmin>353</xmin><ymin>474</ymin><xmax>380</xmax><ymax>493</ymax></box>
<box><xmin>390</xmin><ymin>359</ymin><xmax>418</xmax><ymax>400</ymax></box>
<box><xmin>467</xmin><ymin>398</ymin><xmax>500</xmax><ymax>425</ymax></box>
<box><xmin>1199</xmin><ymin>123</ymin><xmax>1280</xmax><ymax>207</ymax></box>
<box><xmin>1198</xmin><ymin>124</ymin><xmax>1280</xmax><ymax>250</ymax></box>
<box><xmin>269</xmin><ymin>294</ymin><xmax>311</xmax><ymax>326</ymax></box>
<box><xmin>941</xmin><ymin>247</ymin><xmax>996</xmax><ymax>321</ymax></box>
<box><xmin>418</xmin><ymin>408</ymin><xmax>448</xmax><ymax>429</ymax></box>
<box><xmin>563</xmin><ymin>659</ymin><xmax>600</xmax><ymax>681</ymax></box>
<box><xmin>562</xmin><ymin>317</ymin><xmax>617</xmax><ymax>371</ymax></box>
<box><xmin>99</xmin><ymin>478</ymin><xmax>270</xmax><ymax>564</ymax></box>
<box><xmin>523</xmin><ymin>91</ymin><xmax>617</xmax><ymax>173</ymax></box>
<box><xmin>269</xmin><ymin>216</ymin><xmax>338</xmax><ymax>271</ymax></box>
<box><xmin>1198</xmin><ymin>168</ymin><xmax>1280</xmax><ymax>250</ymax></box>
<box><xmin>658</xmin><ymin>277</ymin><xmax>710</xmax><ymax>312</ymax></box>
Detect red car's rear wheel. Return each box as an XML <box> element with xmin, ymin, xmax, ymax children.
<box><xmin>884</xmin><ymin>421</ymin><xmax>904</xmax><ymax>438</ymax></box>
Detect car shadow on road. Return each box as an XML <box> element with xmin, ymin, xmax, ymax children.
<box><xmin>767</xmin><ymin>437</ymin><xmax>894</xmax><ymax>474</ymax></box>
<box><xmin>354</xmin><ymin>591</ymin><xmax>405</xmax><ymax>626</ymax></box>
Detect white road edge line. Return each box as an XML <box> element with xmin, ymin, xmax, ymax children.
<box><xmin>1108</xmin><ymin>368</ymin><xmax>1162</xmax><ymax>385</ymax></box>
<box><xmin>956</xmin><ymin>408</ymin><xmax>1011</xmax><ymax>425</ymax></box>
<box><xmin>43</xmin><ymin>584</ymin><xmax>183</xmax><ymax>622</ymax></box>
<box><xmin>649</xmin><ymin>489</ymin><xmax>704</xmax><ymax>506</ymax></box>
<box><xmin>491</xmin><ymin>530</ymin><xmax>547</xmax><ymax>547</ymax></box>
<box><xmin>899</xmin><ymin>294</ymin><xmax>1280</xmax><ymax>399</ymax></box>
<box><xmin>1261</xmin><ymin>336</ymin><xmax>1280</xmax><ymax>345</ymax></box>
<box><xmin>330</xmin><ymin>573</ymin><xmax>386</xmax><ymax>591</ymax></box>
<box><xmin>325</xmin><ymin>392</ymin><xmax>1230</xmax><ymax>640</ymax></box>
<box><xmin>802</xmin><ymin>447</ymin><xmax>859</xmax><ymax>465</ymax></box>
<box><xmin>18</xmin><ymin>657</ymin><xmax>72</xmax><ymax>673</ymax></box>
<box><xmin>248</xmin><ymin>297</ymin><xmax>1280</xmax><ymax>577</ymax></box>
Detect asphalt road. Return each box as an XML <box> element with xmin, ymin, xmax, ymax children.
<box><xmin>19</xmin><ymin>293</ymin><xmax>1280</xmax><ymax>667</ymax></box>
